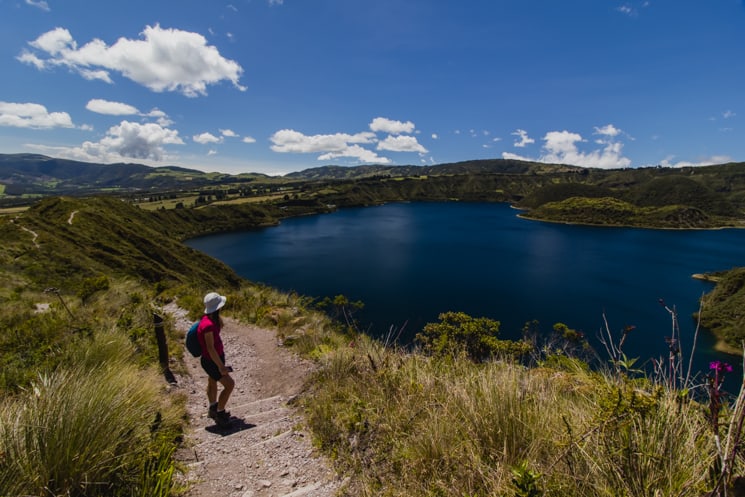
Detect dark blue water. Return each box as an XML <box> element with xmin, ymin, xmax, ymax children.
<box><xmin>187</xmin><ymin>202</ymin><xmax>745</xmax><ymax>379</ymax></box>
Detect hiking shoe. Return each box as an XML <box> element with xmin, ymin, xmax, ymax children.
<box><xmin>208</xmin><ymin>403</ymin><xmax>218</xmax><ymax>420</ymax></box>
<box><xmin>215</xmin><ymin>410</ymin><xmax>232</xmax><ymax>428</ymax></box>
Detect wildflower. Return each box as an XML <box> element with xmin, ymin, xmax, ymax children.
<box><xmin>710</xmin><ymin>361</ymin><xmax>733</xmax><ymax>373</ymax></box>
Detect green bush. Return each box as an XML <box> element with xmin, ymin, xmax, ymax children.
<box><xmin>416</xmin><ymin>311</ymin><xmax>532</xmax><ymax>362</ymax></box>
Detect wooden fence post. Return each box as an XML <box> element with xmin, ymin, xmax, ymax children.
<box><xmin>153</xmin><ymin>313</ymin><xmax>177</xmax><ymax>384</ymax></box>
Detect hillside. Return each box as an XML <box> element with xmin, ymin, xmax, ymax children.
<box><xmin>5</xmin><ymin>153</ymin><xmax>745</xmax><ymax>230</ymax></box>
<box><xmin>0</xmin><ymin>153</ymin><xmax>268</xmax><ymax>197</ymax></box>
<box><xmin>1</xmin><ymin>196</ymin><xmax>242</xmax><ymax>295</ymax></box>
<box><xmin>3</xmin><ymin>194</ymin><xmax>745</xmax><ymax>496</ymax></box>
<box><xmin>283</xmin><ymin>158</ymin><xmax>580</xmax><ymax>180</ymax></box>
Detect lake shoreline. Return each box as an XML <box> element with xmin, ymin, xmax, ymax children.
<box><xmin>187</xmin><ymin>201</ymin><xmax>745</xmax><ymax>376</ymax></box>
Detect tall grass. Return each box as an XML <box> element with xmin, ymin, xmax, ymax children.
<box><xmin>0</xmin><ymin>359</ymin><xmax>180</xmax><ymax>496</ymax></box>
<box><xmin>304</xmin><ymin>337</ymin><xmax>720</xmax><ymax>496</ymax></box>
<box><xmin>0</xmin><ymin>280</ymin><xmax>185</xmax><ymax>497</ymax></box>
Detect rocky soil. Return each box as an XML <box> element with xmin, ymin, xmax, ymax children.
<box><xmin>165</xmin><ymin>303</ymin><xmax>346</xmax><ymax>497</ymax></box>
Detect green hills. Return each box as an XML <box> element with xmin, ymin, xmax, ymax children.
<box><xmin>4</xmin><ymin>156</ymin><xmax>745</xmax><ymax>495</ymax></box>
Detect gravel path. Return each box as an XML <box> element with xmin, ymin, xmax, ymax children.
<box><xmin>165</xmin><ymin>303</ymin><xmax>346</xmax><ymax>497</ymax></box>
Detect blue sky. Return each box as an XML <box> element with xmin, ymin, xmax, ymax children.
<box><xmin>1</xmin><ymin>0</ymin><xmax>744</xmax><ymax>175</ymax></box>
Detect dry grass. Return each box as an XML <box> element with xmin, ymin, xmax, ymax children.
<box><xmin>304</xmin><ymin>338</ymin><xmax>723</xmax><ymax>496</ymax></box>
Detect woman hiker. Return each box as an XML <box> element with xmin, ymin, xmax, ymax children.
<box><xmin>197</xmin><ymin>291</ymin><xmax>235</xmax><ymax>428</ymax></box>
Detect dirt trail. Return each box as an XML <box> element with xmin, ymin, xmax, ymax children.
<box><xmin>165</xmin><ymin>303</ymin><xmax>345</xmax><ymax>497</ymax></box>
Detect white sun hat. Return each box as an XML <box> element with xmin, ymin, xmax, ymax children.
<box><xmin>203</xmin><ymin>292</ymin><xmax>227</xmax><ymax>314</ymax></box>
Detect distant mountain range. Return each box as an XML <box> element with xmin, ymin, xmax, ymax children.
<box><xmin>0</xmin><ymin>153</ymin><xmax>267</xmax><ymax>197</ymax></box>
<box><xmin>0</xmin><ymin>153</ymin><xmax>579</xmax><ymax>199</ymax></box>
<box><xmin>283</xmin><ymin>159</ymin><xmax>580</xmax><ymax>180</ymax></box>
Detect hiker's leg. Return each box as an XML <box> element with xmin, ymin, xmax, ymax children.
<box><xmin>207</xmin><ymin>377</ymin><xmax>218</xmax><ymax>405</ymax></box>
<box><xmin>217</xmin><ymin>374</ymin><xmax>234</xmax><ymax>411</ymax></box>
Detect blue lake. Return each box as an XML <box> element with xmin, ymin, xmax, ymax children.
<box><xmin>186</xmin><ymin>202</ymin><xmax>745</xmax><ymax>379</ymax></box>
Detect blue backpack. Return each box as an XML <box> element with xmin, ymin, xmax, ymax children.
<box><xmin>185</xmin><ymin>321</ymin><xmax>201</xmax><ymax>357</ymax></box>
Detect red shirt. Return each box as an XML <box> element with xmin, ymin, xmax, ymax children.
<box><xmin>197</xmin><ymin>314</ymin><xmax>224</xmax><ymax>358</ymax></box>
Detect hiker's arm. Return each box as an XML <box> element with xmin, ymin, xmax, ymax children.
<box><xmin>204</xmin><ymin>331</ymin><xmax>228</xmax><ymax>376</ymax></box>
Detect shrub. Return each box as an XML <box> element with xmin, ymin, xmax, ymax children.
<box><xmin>416</xmin><ymin>311</ymin><xmax>532</xmax><ymax>362</ymax></box>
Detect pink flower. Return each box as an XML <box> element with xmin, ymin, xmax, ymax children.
<box><xmin>710</xmin><ymin>361</ymin><xmax>733</xmax><ymax>373</ymax></box>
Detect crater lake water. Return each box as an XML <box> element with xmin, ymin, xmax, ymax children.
<box><xmin>186</xmin><ymin>202</ymin><xmax>745</xmax><ymax>380</ymax></box>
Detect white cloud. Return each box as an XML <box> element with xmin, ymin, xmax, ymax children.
<box><xmin>723</xmin><ymin>110</ymin><xmax>736</xmax><ymax>119</ymax></box>
<box><xmin>540</xmin><ymin>129</ymin><xmax>631</xmax><ymax>169</ymax></box>
<box><xmin>270</xmin><ymin>129</ymin><xmax>388</xmax><ymax>163</ymax></box>
<box><xmin>86</xmin><ymin>99</ymin><xmax>139</xmax><ymax>116</ymax></box>
<box><xmin>18</xmin><ymin>25</ymin><xmax>246</xmax><ymax>97</ymax></box>
<box><xmin>76</xmin><ymin>120</ymin><xmax>184</xmax><ymax>161</ymax></box>
<box><xmin>25</xmin><ymin>0</ymin><xmax>50</xmax><ymax>12</ymax></box>
<box><xmin>270</xmin><ymin>129</ymin><xmax>375</xmax><ymax>154</ymax></box>
<box><xmin>594</xmin><ymin>124</ymin><xmax>621</xmax><ymax>137</ymax></box>
<box><xmin>269</xmin><ymin>0</ymin><xmax>284</xmax><ymax>5</ymax></box>
<box><xmin>502</xmin><ymin>125</ymin><xmax>631</xmax><ymax>169</ymax></box>
<box><xmin>146</xmin><ymin>108</ymin><xmax>173</xmax><ymax>126</ymax></box>
<box><xmin>432</xmin><ymin>133</ymin><xmax>439</xmax><ymax>140</ymax></box>
<box><xmin>242</xmin><ymin>136</ymin><xmax>257</xmax><ymax>143</ymax></box>
<box><xmin>617</xmin><ymin>4</ymin><xmax>635</xmax><ymax>16</ymax></box>
<box><xmin>369</xmin><ymin>117</ymin><xmax>415</xmax><ymax>135</ymax></box>
<box><xmin>502</xmin><ymin>152</ymin><xmax>530</xmax><ymax>161</ymax></box>
<box><xmin>193</xmin><ymin>132</ymin><xmax>222</xmax><ymax>144</ymax></box>
<box><xmin>658</xmin><ymin>155</ymin><xmax>731</xmax><ymax>168</ymax></box>
<box><xmin>0</xmin><ymin>101</ymin><xmax>74</xmax><ymax>129</ymax></box>
<box><xmin>377</xmin><ymin>135</ymin><xmax>427</xmax><ymax>153</ymax></box>
<box><xmin>86</xmin><ymin>100</ymin><xmax>174</xmax><ymax>128</ymax></box>
<box><xmin>220</xmin><ymin>128</ymin><xmax>238</xmax><ymax>137</ymax></box>
<box><xmin>270</xmin><ymin>118</ymin><xmax>426</xmax><ymax>164</ymax></box>
<box><xmin>319</xmin><ymin>145</ymin><xmax>391</xmax><ymax>164</ymax></box>
<box><xmin>512</xmin><ymin>129</ymin><xmax>535</xmax><ymax>148</ymax></box>
<box><xmin>208</xmin><ymin>149</ymin><xmax>218</xmax><ymax>156</ymax></box>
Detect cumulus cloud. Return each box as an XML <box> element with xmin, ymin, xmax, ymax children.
<box><xmin>541</xmin><ymin>128</ymin><xmax>630</xmax><ymax>168</ymax></box>
<box><xmin>270</xmin><ymin>129</ymin><xmax>375</xmax><ymax>153</ymax></box>
<box><xmin>270</xmin><ymin>129</ymin><xmax>387</xmax><ymax>163</ymax></box>
<box><xmin>18</xmin><ymin>24</ymin><xmax>246</xmax><ymax>97</ymax></box>
<box><xmin>146</xmin><ymin>108</ymin><xmax>173</xmax><ymax>126</ymax></box>
<box><xmin>74</xmin><ymin>120</ymin><xmax>184</xmax><ymax>162</ymax></box>
<box><xmin>86</xmin><ymin>100</ymin><xmax>173</xmax><ymax>127</ymax></box>
<box><xmin>369</xmin><ymin>117</ymin><xmax>415</xmax><ymax>135</ymax></box>
<box><xmin>270</xmin><ymin>117</ymin><xmax>426</xmax><ymax>164</ymax></box>
<box><xmin>319</xmin><ymin>145</ymin><xmax>391</xmax><ymax>164</ymax></box>
<box><xmin>25</xmin><ymin>0</ymin><xmax>50</xmax><ymax>12</ymax></box>
<box><xmin>594</xmin><ymin>124</ymin><xmax>621</xmax><ymax>137</ymax></box>
<box><xmin>503</xmin><ymin>124</ymin><xmax>631</xmax><ymax>169</ymax></box>
<box><xmin>220</xmin><ymin>128</ymin><xmax>238</xmax><ymax>137</ymax></box>
<box><xmin>86</xmin><ymin>99</ymin><xmax>139</xmax><ymax>116</ymax></box>
<box><xmin>0</xmin><ymin>101</ymin><xmax>74</xmax><ymax>129</ymax></box>
<box><xmin>512</xmin><ymin>129</ymin><xmax>535</xmax><ymax>148</ymax></box>
<box><xmin>377</xmin><ymin>135</ymin><xmax>427</xmax><ymax>153</ymax></box>
<box><xmin>193</xmin><ymin>132</ymin><xmax>222</xmax><ymax>144</ymax></box>
<box><xmin>658</xmin><ymin>155</ymin><xmax>731</xmax><ymax>168</ymax></box>
<box><xmin>242</xmin><ymin>136</ymin><xmax>257</xmax><ymax>143</ymax></box>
